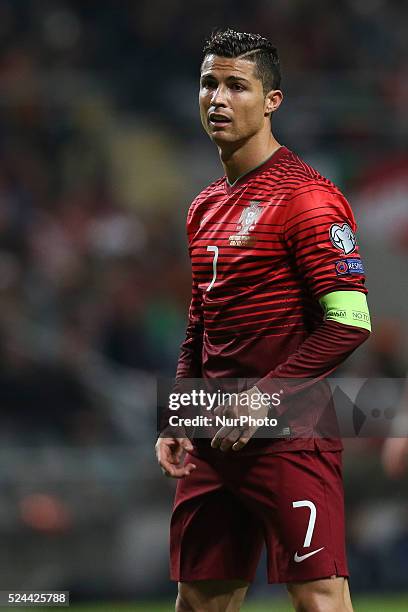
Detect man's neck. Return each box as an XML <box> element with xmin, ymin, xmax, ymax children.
<box><xmin>219</xmin><ymin>132</ymin><xmax>281</xmax><ymax>185</ymax></box>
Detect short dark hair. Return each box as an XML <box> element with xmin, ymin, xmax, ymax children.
<box><xmin>202</xmin><ymin>28</ymin><xmax>281</xmax><ymax>94</ymax></box>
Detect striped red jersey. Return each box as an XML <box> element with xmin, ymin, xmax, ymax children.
<box><xmin>176</xmin><ymin>146</ymin><xmax>367</xmax><ymax>452</ymax></box>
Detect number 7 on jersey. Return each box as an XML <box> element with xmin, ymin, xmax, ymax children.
<box><xmin>206</xmin><ymin>245</ymin><xmax>218</xmax><ymax>292</ymax></box>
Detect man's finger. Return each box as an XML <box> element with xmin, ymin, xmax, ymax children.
<box><xmin>212</xmin><ymin>404</ymin><xmax>224</xmax><ymax>417</ymax></box>
<box><xmin>211</xmin><ymin>425</ymin><xmax>234</xmax><ymax>448</ymax></box>
<box><xmin>211</xmin><ymin>425</ymin><xmax>240</xmax><ymax>450</ymax></box>
<box><xmin>178</xmin><ymin>438</ymin><xmax>194</xmax><ymax>453</ymax></box>
<box><xmin>219</xmin><ymin>428</ymin><xmax>242</xmax><ymax>452</ymax></box>
<box><xmin>160</xmin><ymin>460</ymin><xmax>196</xmax><ymax>479</ymax></box>
<box><xmin>232</xmin><ymin>432</ymin><xmax>252</xmax><ymax>451</ymax></box>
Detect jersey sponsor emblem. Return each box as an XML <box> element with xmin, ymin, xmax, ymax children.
<box><xmin>335</xmin><ymin>258</ymin><xmax>365</xmax><ymax>276</ymax></box>
<box><xmin>330</xmin><ymin>223</ymin><xmax>356</xmax><ymax>254</ymax></box>
<box><xmin>229</xmin><ymin>201</ymin><xmax>263</xmax><ymax>247</ymax></box>
<box><xmin>294</xmin><ymin>547</ymin><xmax>325</xmax><ymax>563</ymax></box>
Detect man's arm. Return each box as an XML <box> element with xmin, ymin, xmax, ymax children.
<box><xmin>156</xmin><ymin>283</ymin><xmax>203</xmax><ymax>477</ymax></box>
<box><xmin>157</xmin><ymin>195</ymin><xmax>205</xmax><ymax>476</ymax></box>
<box><xmin>212</xmin><ymin>184</ymin><xmax>371</xmax><ymax>450</ymax></box>
<box><xmin>256</xmin><ymin>290</ymin><xmax>371</xmax><ymax>409</ymax></box>
<box><xmin>174</xmin><ymin>286</ymin><xmax>204</xmax><ymax>380</ymax></box>
<box><xmin>211</xmin><ymin>292</ymin><xmax>371</xmax><ymax>451</ymax></box>
<box><xmin>258</xmin><ymin>184</ymin><xmax>371</xmax><ymax>403</ymax></box>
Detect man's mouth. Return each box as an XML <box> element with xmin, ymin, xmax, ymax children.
<box><xmin>208</xmin><ymin>112</ymin><xmax>232</xmax><ymax>126</ymax></box>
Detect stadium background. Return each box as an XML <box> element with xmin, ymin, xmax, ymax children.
<box><xmin>0</xmin><ymin>0</ymin><xmax>408</xmax><ymax>609</ymax></box>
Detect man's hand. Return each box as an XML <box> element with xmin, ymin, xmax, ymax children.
<box><xmin>211</xmin><ymin>386</ymin><xmax>268</xmax><ymax>452</ymax></box>
<box><xmin>155</xmin><ymin>436</ymin><xmax>197</xmax><ymax>478</ymax></box>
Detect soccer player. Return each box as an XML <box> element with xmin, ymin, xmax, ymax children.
<box><xmin>156</xmin><ymin>29</ymin><xmax>371</xmax><ymax>611</ymax></box>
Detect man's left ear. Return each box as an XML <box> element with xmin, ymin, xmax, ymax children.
<box><xmin>264</xmin><ymin>90</ymin><xmax>283</xmax><ymax>116</ymax></box>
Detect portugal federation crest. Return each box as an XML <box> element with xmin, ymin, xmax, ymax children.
<box><xmin>229</xmin><ymin>201</ymin><xmax>264</xmax><ymax>247</ymax></box>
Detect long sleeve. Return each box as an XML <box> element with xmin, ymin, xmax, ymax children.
<box><xmin>257</xmin><ymin>183</ymin><xmax>371</xmax><ymax>414</ymax></box>
<box><xmin>257</xmin><ymin>318</ymin><xmax>370</xmax><ymax>415</ymax></box>
<box><xmin>175</xmin><ymin>282</ymin><xmax>204</xmax><ymax>381</ymax></box>
<box><xmin>158</xmin><ymin>206</ymin><xmax>207</xmax><ymax>435</ymax></box>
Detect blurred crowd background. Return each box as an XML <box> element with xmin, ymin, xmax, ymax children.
<box><xmin>0</xmin><ymin>0</ymin><xmax>408</xmax><ymax>606</ymax></box>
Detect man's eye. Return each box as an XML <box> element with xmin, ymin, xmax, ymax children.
<box><xmin>202</xmin><ymin>80</ymin><xmax>216</xmax><ymax>89</ymax></box>
<box><xmin>231</xmin><ymin>83</ymin><xmax>244</xmax><ymax>91</ymax></box>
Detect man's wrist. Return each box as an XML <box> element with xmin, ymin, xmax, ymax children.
<box><xmin>255</xmin><ymin>378</ymin><xmax>286</xmax><ymax>416</ymax></box>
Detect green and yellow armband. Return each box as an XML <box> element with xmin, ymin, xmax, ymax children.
<box><xmin>319</xmin><ymin>291</ymin><xmax>371</xmax><ymax>331</ymax></box>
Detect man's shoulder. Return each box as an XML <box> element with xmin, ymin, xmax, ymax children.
<box><xmin>193</xmin><ymin>176</ymin><xmax>225</xmax><ymax>202</ymax></box>
<box><xmin>187</xmin><ymin>176</ymin><xmax>225</xmax><ymax>220</ymax></box>
<box><xmin>261</xmin><ymin>148</ymin><xmax>342</xmax><ymax>199</ymax></box>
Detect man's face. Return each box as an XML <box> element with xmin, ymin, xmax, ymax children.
<box><xmin>199</xmin><ymin>54</ymin><xmax>270</xmax><ymax>146</ymax></box>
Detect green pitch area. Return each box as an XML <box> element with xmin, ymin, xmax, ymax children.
<box><xmin>32</xmin><ymin>595</ymin><xmax>408</xmax><ymax>612</ymax></box>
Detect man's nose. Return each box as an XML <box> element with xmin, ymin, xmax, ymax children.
<box><xmin>211</xmin><ymin>85</ymin><xmax>227</xmax><ymax>106</ymax></box>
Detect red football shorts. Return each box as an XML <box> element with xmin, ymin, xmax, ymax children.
<box><xmin>170</xmin><ymin>446</ymin><xmax>348</xmax><ymax>584</ymax></box>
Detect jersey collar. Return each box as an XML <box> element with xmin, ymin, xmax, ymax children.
<box><xmin>224</xmin><ymin>146</ymin><xmax>289</xmax><ymax>193</ymax></box>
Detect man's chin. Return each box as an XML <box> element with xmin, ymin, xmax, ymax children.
<box><xmin>209</xmin><ymin>131</ymin><xmax>237</xmax><ymax>145</ymax></box>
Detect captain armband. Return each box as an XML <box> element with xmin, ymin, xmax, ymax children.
<box><xmin>319</xmin><ymin>291</ymin><xmax>371</xmax><ymax>332</ymax></box>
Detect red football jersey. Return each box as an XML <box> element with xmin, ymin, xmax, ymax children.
<box><xmin>176</xmin><ymin>146</ymin><xmax>367</xmax><ymax>453</ymax></box>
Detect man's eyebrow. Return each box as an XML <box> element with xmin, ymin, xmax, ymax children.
<box><xmin>226</xmin><ymin>75</ymin><xmax>250</xmax><ymax>83</ymax></box>
<box><xmin>200</xmin><ymin>73</ymin><xmax>250</xmax><ymax>83</ymax></box>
